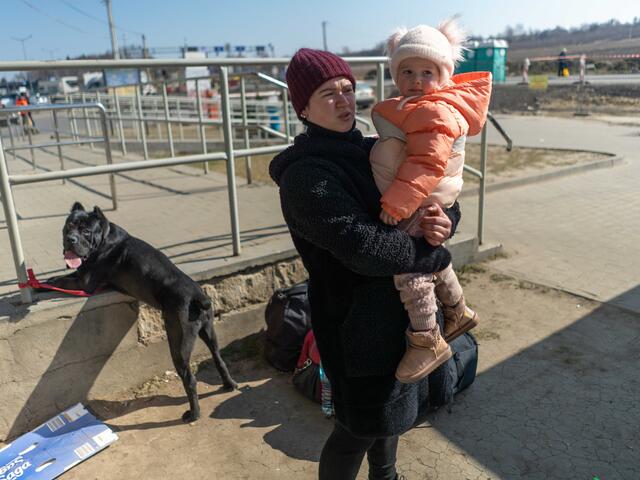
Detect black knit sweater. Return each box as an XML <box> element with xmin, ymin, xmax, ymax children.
<box><xmin>270</xmin><ymin>122</ymin><xmax>461</xmax><ymax>437</ymax></box>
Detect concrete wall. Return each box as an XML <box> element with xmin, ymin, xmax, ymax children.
<box><xmin>0</xmin><ymin>255</ymin><xmax>306</xmax><ymax>442</ymax></box>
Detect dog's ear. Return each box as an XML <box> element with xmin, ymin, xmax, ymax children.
<box><xmin>93</xmin><ymin>206</ymin><xmax>110</xmax><ymax>241</ymax></box>
<box><xmin>71</xmin><ymin>202</ymin><xmax>85</xmax><ymax>212</ymax></box>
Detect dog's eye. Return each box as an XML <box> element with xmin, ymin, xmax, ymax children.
<box><xmin>82</xmin><ymin>230</ymin><xmax>91</xmax><ymax>237</ymax></box>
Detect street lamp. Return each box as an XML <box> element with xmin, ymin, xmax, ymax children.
<box><xmin>11</xmin><ymin>34</ymin><xmax>33</xmax><ymax>60</ymax></box>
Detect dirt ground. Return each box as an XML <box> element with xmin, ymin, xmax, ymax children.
<box><xmin>52</xmin><ymin>258</ymin><xmax>639</xmax><ymax>480</ymax></box>
<box><xmin>201</xmin><ymin>146</ymin><xmax>609</xmax><ymax>187</ymax></box>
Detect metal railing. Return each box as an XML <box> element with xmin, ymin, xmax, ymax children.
<box><xmin>0</xmin><ymin>56</ymin><xmax>509</xmax><ymax>303</ymax></box>
<box><xmin>463</xmin><ymin>112</ymin><xmax>513</xmax><ymax>245</ymax></box>
<box><xmin>1</xmin><ymin>103</ymin><xmax>116</xmax><ymax>202</ymax></box>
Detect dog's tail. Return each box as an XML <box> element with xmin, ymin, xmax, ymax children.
<box><xmin>194</xmin><ymin>290</ymin><xmax>212</xmax><ymax>312</ymax></box>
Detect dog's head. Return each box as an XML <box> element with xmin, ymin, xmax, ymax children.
<box><xmin>62</xmin><ymin>202</ymin><xmax>110</xmax><ymax>269</ymax></box>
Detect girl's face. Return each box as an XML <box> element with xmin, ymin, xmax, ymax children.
<box><xmin>396</xmin><ymin>57</ymin><xmax>441</xmax><ymax>96</ymax></box>
<box><xmin>301</xmin><ymin>76</ymin><xmax>356</xmax><ymax>132</ymax></box>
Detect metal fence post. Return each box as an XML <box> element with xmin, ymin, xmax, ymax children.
<box><xmin>98</xmin><ymin>105</ymin><xmax>118</xmax><ymax>210</ymax></box>
<box><xmin>52</xmin><ymin>110</ymin><xmax>65</xmax><ymax>184</ymax></box>
<box><xmin>282</xmin><ymin>87</ymin><xmax>291</xmax><ymax>143</ymax></box>
<box><xmin>81</xmin><ymin>92</ymin><xmax>95</xmax><ymax>150</ymax></box>
<box><xmin>162</xmin><ymin>82</ymin><xmax>175</xmax><ymax>157</ymax></box>
<box><xmin>220</xmin><ymin>66</ymin><xmax>241</xmax><ymax>256</ymax></box>
<box><xmin>135</xmin><ymin>86</ymin><xmax>149</xmax><ymax>160</ymax></box>
<box><xmin>67</xmin><ymin>95</ymin><xmax>79</xmax><ymax>141</ymax></box>
<box><xmin>478</xmin><ymin>123</ymin><xmax>487</xmax><ymax>245</ymax></box>
<box><xmin>0</xmin><ymin>135</ymin><xmax>32</xmax><ymax>303</ymax></box>
<box><xmin>240</xmin><ymin>76</ymin><xmax>252</xmax><ymax>184</ymax></box>
<box><xmin>155</xmin><ymin>97</ymin><xmax>162</xmax><ymax>140</ymax></box>
<box><xmin>26</xmin><ymin>120</ymin><xmax>36</xmax><ymax>170</ymax></box>
<box><xmin>195</xmin><ymin>79</ymin><xmax>208</xmax><ymax>173</ymax></box>
<box><xmin>377</xmin><ymin>62</ymin><xmax>385</xmax><ymax>102</ymax></box>
<box><xmin>96</xmin><ymin>90</ymin><xmax>107</xmax><ymax>136</ymax></box>
<box><xmin>7</xmin><ymin>119</ymin><xmax>16</xmax><ymax>160</ymax></box>
<box><xmin>176</xmin><ymin>99</ymin><xmax>184</xmax><ymax>140</ymax></box>
<box><xmin>113</xmin><ymin>88</ymin><xmax>127</xmax><ymax>155</ymax></box>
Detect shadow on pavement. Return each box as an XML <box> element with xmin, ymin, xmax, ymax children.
<box><xmin>429</xmin><ymin>285</ymin><xmax>640</xmax><ymax>479</ymax></box>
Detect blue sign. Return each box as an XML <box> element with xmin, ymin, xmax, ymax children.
<box><xmin>104</xmin><ymin>68</ymin><xmax>141</xmax><ymax>87</ymax></box>
<box><xmin>234</xmin><ymin>46</ymin><xmax>246</xmax><ymax>53</ymax></box>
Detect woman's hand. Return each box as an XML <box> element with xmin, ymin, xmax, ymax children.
<box><xmin>379</xmin><ymin>210</ymin><xmax>399</xmax><ymax>226</ymax></box>
<box><xmin>420</xmin><ymin>204</ymin><xmax>452</xmax><ymax>246</ymax></box>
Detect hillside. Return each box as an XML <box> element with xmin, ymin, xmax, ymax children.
<box><xmin>346</xmin><ymin>18</ymin><xmax>640</xmax><ymax>67</ymax></box>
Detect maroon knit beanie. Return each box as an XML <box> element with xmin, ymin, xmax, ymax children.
<box><xmin>286</xmin><ymin>48</ymin><xmax>356</xmax><ymax>119</ymax></box>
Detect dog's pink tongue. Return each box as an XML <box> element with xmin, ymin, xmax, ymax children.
<box><xmin>64</xmin><ymin>251</ymin><xmax>83</xmax><ymax>269</ymax></box>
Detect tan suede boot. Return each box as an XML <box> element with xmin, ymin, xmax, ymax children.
<box><xmin>442</xmin><ymin>296</ymin><xmax>479</xmax><ymax>342</ymax></box>
<box><xmin>395</xmin><ymin>327</ymin><xmax>452</xmax><ymax>384</ymax></box>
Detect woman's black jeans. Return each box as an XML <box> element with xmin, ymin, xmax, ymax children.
<box><xmin>319</xmin><ymin>421</ymin><xmax>399</xmax><ymax>480</ymax></box>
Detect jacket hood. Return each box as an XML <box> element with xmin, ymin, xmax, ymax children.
<box><xmin>269</xmin><ymin>123</ymin><xmax>367</xmax><ymax>185</ymax></box>
<box><xmin>424</xmin><ymin>71</ymin><xmax>492</xmax><ymax>135</ymax></box>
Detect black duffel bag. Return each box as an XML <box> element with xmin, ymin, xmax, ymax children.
<box><xmin>264</xmin><ymin>281</ymin><xmax>311</xmax><ymax>372</ymax></box>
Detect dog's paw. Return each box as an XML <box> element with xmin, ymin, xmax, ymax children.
<box><xmin>181</xmin><ymin>409</ymin><xmax>200</xmax><ymax>423</ymax></box>
<box><xmin>223</xmin><ymin>379</ymin><xmax>238</xmax><ymax>391</ymax></box>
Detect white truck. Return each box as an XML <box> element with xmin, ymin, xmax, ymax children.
<box><xmin>38</xmin><ymin>76</ymin><xmax>80</xmax><ymax>97</ymax></box>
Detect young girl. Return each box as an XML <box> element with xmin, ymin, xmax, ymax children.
<box><xmin>370</xmin><ymin>18</ymin><xmax>492</xmax><ymax>383</ymax></box>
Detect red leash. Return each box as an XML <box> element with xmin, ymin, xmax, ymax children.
<box><xmin>18</xmin><ymin>268</ymin><xmax>92</xmax><ymax>297</ymax></box>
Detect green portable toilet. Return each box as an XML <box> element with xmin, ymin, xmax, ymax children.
<box><xmin>475</xmin><ymin>39</ymin><xmax>508</xmax><ymax>82</ymax></box>
<box><xmin>455</xmin><ymin>39</ymin><xmax>508</xmax><ymax>83</ymax></box>
<box><xmin>456</xmin><ymin>41</ymin><xmax>479</xmax><ymax>74</ymax></box>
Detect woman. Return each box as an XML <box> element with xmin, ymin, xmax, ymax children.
<box><xmin>270</xmin><ymin>48</ymin><xmax>461</xmax><ymax>480</ymax></box>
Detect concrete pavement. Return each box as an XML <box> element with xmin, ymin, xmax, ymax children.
<box><xmin>462</xmin><ymin>114</ymin><xmax>640</xmax><ymax>313</ymax></box>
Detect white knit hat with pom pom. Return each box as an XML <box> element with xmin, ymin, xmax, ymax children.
<box><xmin>387</xmin><ymin>18</ymin><xmax>467</xmax><ymax>85</ymax></box>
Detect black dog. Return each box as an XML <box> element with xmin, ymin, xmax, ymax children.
<box><xmin>48</xmin><ymin>202</ymin><xmax>237</xmax><ymax>422</ymax></box>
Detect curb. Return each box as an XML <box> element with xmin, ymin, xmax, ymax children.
<box><xmin>461</xmin><ymin>152</ymin><xmax>625</xmax><ymax>198</ymax></box>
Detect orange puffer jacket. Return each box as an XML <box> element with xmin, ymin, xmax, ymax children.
<box><xmin>371</xmin><ymin>72</ymin><xmax>492</xmax><ymax>221</ymax></box>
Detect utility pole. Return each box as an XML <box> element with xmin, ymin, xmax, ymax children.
<box><xmin>103</xmin><ymin>0</ymin><xmax>120</xmax><ymax>59</ymax></box>
<box><xmin>142</xmin><ymin>34</ymin><xmax>148</xmax><ymax>59</ymax></box>
<box><xmin>322</xmin><ymin>21</ymin><xmax>328</xmax><ymax>51</ymax></box>
<box><xmin>11</xmin><ymin>35</ymin><xmax>32</xmax><ymax>60</ymax></box>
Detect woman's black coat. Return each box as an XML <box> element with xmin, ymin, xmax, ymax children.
<box><xmin>270</xmin><ymin>123</ymin><xmax>461</xmax><ymax>438</ymax></box>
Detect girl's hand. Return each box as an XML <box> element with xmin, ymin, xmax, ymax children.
<box><xmin>380</xmin><ymin>210</ymin><xmax>399</xmax><ymax>226</ymax></box>
<box><xmin>420</xmin><ymin>204</ymin><xmax>452</xmax><ymax>246</ymax></box>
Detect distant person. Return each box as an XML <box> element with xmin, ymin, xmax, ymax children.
<box><xmin>558</xmin><ymin>48</ymin><xmax>568</xmax><ymax>77</ymax></box>
<box><xmin>370</xmin><ymin>18</ymin><xmax>491</xmax><ymax>383</ymax></box>
<box><xmin>15</xmin><ymin>92</ymin><xmax>36</xmax><ymax>130</ymax></box>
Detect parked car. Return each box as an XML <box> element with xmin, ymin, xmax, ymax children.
<box><xmin>355</xmin><ymin>82</ymin><xmax>375</xmax><ymax>108</ymax></box>
<box><xmin>0</xmin><ymin>94</ymin><xmax>20</xmax><ymax>127</ymax></box>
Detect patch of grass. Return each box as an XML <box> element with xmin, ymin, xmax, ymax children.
<box><xmin>491</xmin><ymin>251</ymin><xmax>509</xmax><ymax>260</ymax></box>
<box><xmin>463</xmin><ymin>144</ymin><xmax>607</xmax><ymax>184</ymax></box>
<box><xmin>457</xmin><ymin>264</ymin><xmax>487</xmax><ymax>276</ymax></box>
<box><xmin>490</xmin><ymin>273</ymin><xmax>512</xmax><ymax>283</ymax></box>
<box><xmin>473</xmin><ymin>329</ymin><xmax>500</xmax><ymax>342</ymax></box>
<box><xmin>193</xmin><ymin>153</ymin><xmax>276</xmax><ymax>184</ymax></box>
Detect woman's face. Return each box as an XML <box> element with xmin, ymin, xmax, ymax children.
<box><xmin>301</xmin><ymin>76</ymin><xmax>356</xmax><ymax>132</ymax></box>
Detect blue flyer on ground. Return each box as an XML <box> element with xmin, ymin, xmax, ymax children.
<box><xmin>0</xmin><ymin>403</ymin><xmax>118</xmax><ymax>479</ymax></box>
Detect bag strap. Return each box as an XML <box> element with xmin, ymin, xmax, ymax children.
<box><xmin>453</xmin><ymin>352</ymin><xmax>465</xmax><ymax>387</ymax></box>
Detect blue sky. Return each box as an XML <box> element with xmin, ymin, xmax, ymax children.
<box><xmin>1</xmin><ymin>0</ymin><xmax>638</xmax><ymax>62</ymax></box>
